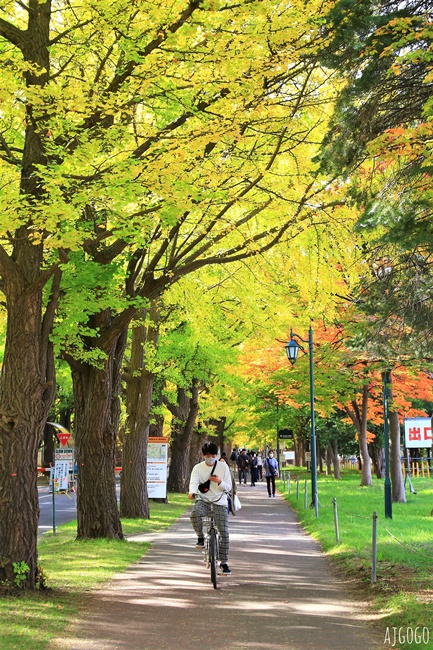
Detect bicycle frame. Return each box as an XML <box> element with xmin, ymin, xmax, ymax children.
<box><xmin>197</xmin><ymin>498</ymin><xmax>220</xmax><ymax>589</ymax></box>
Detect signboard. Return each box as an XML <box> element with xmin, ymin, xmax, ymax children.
<box><xmin>147</xmin><ymin>437</ymin><xmax>169</xmax><ymax>498</ymax></box>
<box><xmin>58</xmin><ymin>432</ymin><xmax>71</xmax><ymax>447</ymax></box>
<box><xmin>404</xmin><ymin>418</ymin><xmax>432</xmax><ymax>449</ymax></box>
<box><xmin>52</xmin><ymin>461</ymin><xmax>69</xmax><ymax>491</ymax></box>
<box><xmin>278</xmin><ymin>429</ymin><xmax>293</xmax><ymax>439</ymax></box>
<box><xmin>54</xmin><ymin>447</ymin><xmax>75</xmax><ymax>470</ymax></box>
<box><xmin>284</xmin><ymin>451</ymin><xmax>295</xmax><ymax>460</ymax></box>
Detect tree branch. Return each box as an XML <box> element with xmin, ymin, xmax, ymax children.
<box><xmin>0</xmin><ymin>17</ymin><xmax>27</xmax><ymax>50</ymax></box>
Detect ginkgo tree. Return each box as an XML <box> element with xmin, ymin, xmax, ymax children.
<box><xmin>317</xmin><ymin>0</ymin><xmax>433</xmax><ymax>357</ymax></box>
<box><xmin>0</xmin><ymin>0</ymin><xmax>342</xmax><ymax>587</ymax></box>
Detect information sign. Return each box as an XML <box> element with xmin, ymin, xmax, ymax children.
<box><xmin>404</xmin><ymin>418</ymin><xmax>432</xmax><ymax>449</ymax></box>
<box><xmin>53</xmin><ymin>461</ymin><xmax>69</xmax><ymax>491</ymax></box>
<box><xmin>54</xmin><ymin>447</ymin><xmax>74</xmax><ymax>470</ymax></box>
<box><xmin>147</xmin><ymin>437</ymin><xmax>169</xmax><ymax>498</ymax></box>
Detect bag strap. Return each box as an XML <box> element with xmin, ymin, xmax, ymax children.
<box><xmin>210</xmin><ymin>461</ymin><xmax>217</xmax><ymax>477</ymax></box>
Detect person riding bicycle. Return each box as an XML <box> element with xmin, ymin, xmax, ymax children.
<box><xmin>188</xmin><ymin>442</ymin><xmax>232</xmax><ymax>575</ymax></box>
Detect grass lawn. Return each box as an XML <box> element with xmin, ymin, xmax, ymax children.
<box><xmin>278</xmin><ymin>469</ymin><xmax>433</xmax><ymax>650</ymax></box>
<box><xmin>0</xmin><ymin>494</ymin><xmax>189</xmax><ymax>650</ymax></box>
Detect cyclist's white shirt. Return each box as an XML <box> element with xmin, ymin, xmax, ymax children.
<box><xmin>189</xmin><ymin>460</ymin><xmax>232</xmax><ymax>507</ymax></box>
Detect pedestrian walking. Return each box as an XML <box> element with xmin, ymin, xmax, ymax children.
<box><xmin>263</xmin><ymin>450</ymin><xmax>279</xmax><ymax>497</ymax></box>
<box><xmin>236</xmin><ymin>449</ymin><xmax>249</xmax><ymax>486</ymax></box>
<box><xmin>257</xmin><ymin>453</ymin><xmax>263</xmax><ymax>480</ymax></box>
<box><xmin>250</xmin><ymin>451</ymin><xmax>258</xmax><ymax>486</ymax></box>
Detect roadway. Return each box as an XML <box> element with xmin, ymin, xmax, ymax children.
<box><xmin>38</xmin><ymin>482</ymin><xmax>120</xmax><ymax>537</ymax></box>
<box><xmin>38</xmin><ymin>485</ymin><xmax>77</xmax><ymax>536</ymax></box>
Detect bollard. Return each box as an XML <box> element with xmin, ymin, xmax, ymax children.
<box><xmin>283</xmin><ymin>469</ymin><xmax>286</xmax><ymax>490</ymax></box>
<box><xmin>372</xmin><ymin>511</ymin><xmax>378</xmax><ymax>583</ymax></box>
<box><xmin>333</xmin><ymin>497</ymin><xmax>339</xmax><ymax>543</ymax></box>
<box><xmin>304</xmin><ymin>479</ymin><xmax>308</xmax><ymax>509</ymax></box>
<box><xmin>296</xmin><ymin>475</ymin><xmax>300</xmax><ymax>499</ymax></box>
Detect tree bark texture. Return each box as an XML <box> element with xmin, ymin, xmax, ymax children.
<box><xmin>330</xmin><ymin>439</ymin><xmax>341</xmax><ymax>479</ymax></box>
<box><xmin>120</xmin><ymin>307</ymin><xmax>159</xmax><ymax>519</ymax></box>
<box><xmin>0</xmin><ymin>0</ymin><xmax>56</xmax><ymax>588</ymax></box>
<box><xmin>345</xmin><ymin>385</ymin><xmax>372</xmax><ymax>486</ymax></box>
<box><xmin>71</xmin><ymin>326</ymin><xmax>127</xmax><ymax>539</ymax></box>
<box><xmin>326</xmin><ymin>445</ymin><xmax>332</xmax><ymax>476</ymax></box>
<box><xmin>294</xmin><ymin>436</ymin><xmax>305</xmax><ymax>467</ymax></box>
<box><xmin>385</xmin><ymin>371</ymin><xmax>406</xmax><ymax>503</ymax></box>
<box><xmin>166</xmin><ymin>382</ymin><xmax>200</xmax><ymax>493</ymax></box>
<box><xmin>189</xmin><ymin>426</ymin><xmax>208</xmax><ymax>468</ymax></box>
<box><xmin>369</xmin><ymin>441</ymin><xmax>385</xmax><ymax>479</ymax></box>
<box><xmin>0</xmin><ymin>269</ymin><xmax>58</xmax><ymax>587</ymax></box>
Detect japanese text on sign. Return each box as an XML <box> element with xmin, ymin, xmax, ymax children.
<box><xmin>147</xmin><ymin>437</ymin><xmax>168</xmax><ymax>498</ymax></box>
<box><xmin>404</xmin><ymin>418</ymin><xmax>432</xmax><ymax>449</ymax></box>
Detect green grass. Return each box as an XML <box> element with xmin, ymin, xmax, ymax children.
<box><xmin>0</xmin><ymin>494</ymin><xmax>189</xmax><ymax>650</ymax></box>
<box><xmin>278</xmin><ymin>469</ymin><xmax>433</xmax><ymax>649</ymax></box>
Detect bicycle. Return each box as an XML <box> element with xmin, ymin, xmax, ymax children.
<box><xmin>204</xmin><ymin>501</ymin><xmax>220</xmax><ymax>589</ymax></box>
<box><xmin>194</xmin><ymin>496</ymin><xmax>221</xmax><ymax>589</ymax></box>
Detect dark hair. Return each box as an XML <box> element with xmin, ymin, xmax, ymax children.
<box><xmin>202</xmin><ymin>442</ymin><xmax>219</xmax><ymax>456</ymax></box>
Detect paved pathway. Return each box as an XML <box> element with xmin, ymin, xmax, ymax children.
<box><xmin>49</xmin><ymin>483</ymin><xmax>383</xmax><ymax>650</ymax></box>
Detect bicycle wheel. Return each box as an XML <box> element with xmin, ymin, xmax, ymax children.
<box><xmin>209</xmin><ymin>528</ymin><xmax>218</xmax><ymax>589</ymax></box>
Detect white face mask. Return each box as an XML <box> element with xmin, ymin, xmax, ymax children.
<box><xmin>205</xmin><ymin>457</ymin><xmax>217</xmax><ymax>465</ymax></box>
<box><xmin>269</xmin><ymin>454</ymin><xmax>274</xmax><ymax>458</ymax></box>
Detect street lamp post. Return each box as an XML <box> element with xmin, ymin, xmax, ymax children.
<box><xmin>285</xmin><ymin>325</ymin><xmax>318</xmax><ymax>518</ymax></box>
<box><xmin>383</xmin><ymin>372</ymin><xmax>392</xmax><ymax>519</ymax></box>
<box><xmin>276</xmin><ymin>397</ymin><xmax>280</xmax><ymax>470</ymax></box>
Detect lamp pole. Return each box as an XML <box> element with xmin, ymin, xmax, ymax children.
<box><xmin>383</xmin><ymin>371</ymin><xmax>392</xmax><ymax>519</ymax></box>
<box><xmin>276</xmin><ymin>397</ymin><xmax>280</xmax><ymax>469</ymax></box>
<box><xmin>285</xmin><ymin>325</ymin><xmax>318</xmax><ymax>518</ymax></box>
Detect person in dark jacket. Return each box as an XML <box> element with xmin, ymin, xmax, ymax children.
<box><xmin>263</xmin><ymin>450</ymin><xmax>279</xmax><ymax>497</ymax></box>
<box><xmin>250</xmin><ymin>451</ymin><xmax>258</xmax><ymax>486</ymax></box>
<box><xmin>236</xmin><ymin>449</ymin><xmax>249</xmax><ymax>486</ymax></box>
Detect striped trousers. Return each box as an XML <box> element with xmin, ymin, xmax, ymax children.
<box><xmin>190</xmin><ymin>500</ymin><xmax>229</xmax><ymax>563</ymax></box>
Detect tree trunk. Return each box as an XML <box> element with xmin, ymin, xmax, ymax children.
<box><xmin>325</xmin><ymin>441</ymin><xmax>340</xmax><ymax>478</ymax></box>
<box><xmin>386</xmin><ymin>371</ymin><xmax>406</xmax><ymax>503</ymax></box>
<box><xmin>43</xmin><ymin>424</ymin><xmax>56</xmax><ymax>467</ymax></box>
<box><xmin>294</xmin><ymin>436</ymin><xmax>306</xmax><ymax>467</ymax></box>
<box><xmin>148</xmin><ymin>378</ymin><xmax>165</xmax><ymax>437</ymax></box>
<box><xmin>0</xmin><ymin>0</ymin><xmax>59</xmax><ymax>589</ymax></box>
<box><xmin>317</xmin><ymin>437</ymin><xmax>323</xmax><ymax>473</ymax></box>
<box><xmin>326</xmin><ymin>445</ymin><xmax>332</xmax><ymax>475</ymax></box>
<box><xmin>120</xmin><ymin>306</ymin><xmax>159</xmax><ymax>519</ymax></box>
<box><xmin>345</xmin><ymin>385</ymin><xmax>372</xmax><ymax>486</ymax></box>
<box><xmin>70</xmin><ymin>326</ymin><xmax>127</xmax><ymax>539</ymax></box>
<box><xmin>369</xmin><ymin>441</ymin><xmax>383</xmax><ymax>479</ymax></box>
<box><xmin>331</xmin><ymin>439</ymin><xmax>341</xmax><ymax>479</ymax></box>
<box><xmin>167</xmin><ymin>382</ymin><xmax>200</xmax><ymax>493</ymax></box>
<box><xmin>213</xmin><ymin>417</ymin><xmax>226</xmax><ymax>454</ymax></box>
<box><xmin>0</xmin><ymin>269</ymin><xmax>59</xmax><ymax>587</ymax></box>
<box><xmin>189</xmin><ymin>424</ymin><xmax>208</xmax><ymax>468</ymax></box>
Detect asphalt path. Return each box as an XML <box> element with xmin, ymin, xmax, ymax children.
<box><xmin>48</xmin><ymin>483</ymin><xmax>383</xmax><ymax>650</ymax></box>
